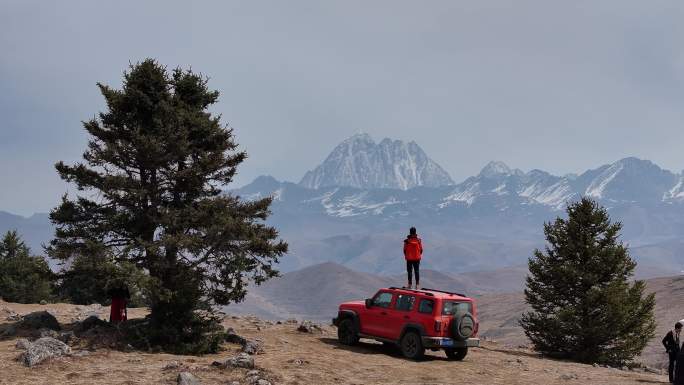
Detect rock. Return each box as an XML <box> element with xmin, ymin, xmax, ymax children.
<box><xmin>592</xmin><ymin>363</ymin><xmax>599</xmax><ymax>367</ymax></box>
<box><xmin>297</xmin><ymin>320</ymin><xmax>322</xmax><ymax>333</ymax></box>
<box><xmin>225</xmin><ymin>328</ymin><xmax>263</xmax><ymax>355</ymax></box>
<box><xmin>0</xmin><ymin>325</ymin><xmax>17</xmax><ymax>337</ymax></box>
<box><xmin>15</xmin><ymin>338</ymin><xmax>30</xmax><ymax>350</ymax></box>
<box><xmin>58</xmin><ymin>331</ymin><xmax>76</xmax><ymax>344</ymax></box>
<box><xmin>242</xmin><ymin>339</ymin><xmax>264</xmax><ymax>355</ymax></box>
<box><xmin>21</xmin><ymin>311</ymin><xmax>60</xmax><ymax>331</ymax></box>
<box><xmin>245</xmin><ymin>369</ymin><xmax>271</xmax><ymax>385</ymax></box>
<box><xmin>229</xmin><ymin>382</ymin><xmax>240</xmax><ymax>385</ymax></box>
<box><xmin>225</xmin><ymin>328</ymin><xmax>247</xmax><ymax>345</ymax></box>
<box><xmin>75</xmin><ymin>315</ymin><xmax>109</xmax><ymax>332</ymax></box>
<box><xmin>1</xmin><ymin>307</ymin><xmax>21</xmax><ymax>321</ymax></box>
<box><xmin>164</xmin><ymin>361</ymin><xmax>181</xmax><ymax>370</ymax></box>
<box><xmin>559</xmin><ymin>373</ymin><xmax>578</xmax><ymax>380</ymax></box>
<box><xmin>276</xmin><ymin>321</ymin><xmax>282</xmax><ymax>325</ymax></box>
<box><xmin>288</xmin><ymin>358</ymin><xmax>309</xmax><ymax>365</ymax></box>
<box><xmin>247</xmin><ymin>378</ymin><xmax>270</xmax><ymax>385</ymax></box>
<box><xmin>177</xmin><ymin>372</ymin><xmax>200</xmax><ymax>385</ymax></box>
<box><xmin>20</xmin><ymin>337</ymin><xmax>71</xmax><ymax>367</ymax></box>
<box><xmin>39</xmin><ymin>328</ymin><xmax>59</xmax><ymax>339</ymax></box>
<box><xmin>39</xmin><ymin>300</ymin><xmax>48</xmax><ymax>305</ymax></box>
<box><xmin>224</xmin><ymin>353</ymin><xmax>255</xmax><ymax>369</ymax></box>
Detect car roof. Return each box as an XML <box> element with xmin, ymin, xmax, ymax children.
<box><xmin>383</xmin><ymin>287</ymin><xmax>472</xmax><ymax>300</ymax></box>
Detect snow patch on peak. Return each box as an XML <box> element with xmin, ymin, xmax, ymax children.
<box><xmin>271</xmin><ymin>187</ymin><xmax>284</xmax><ymax>201</ymax></box>
<box><xmin>318</xmin><ymin>190</ymin><xmax>403</xmax><ymax>217</ymax></box>
<box><xmin>492</xmin><ymin>183</ymin><xmax>508</xmax><ymax>195</ymax></box>
<box><xmin>440</xmin><ymin>183</ymin><xmax>480</xmax><ymax>207</ymax></box>
<box><xmin>664</xmin><ymin>176</ymin><xmax>684</xmax><ymax>201</ymax></box>
<box><xmin>520</xmin><ymin>180</ymin><xmax>575</xmax><ymax>210</ymax></box>
<box><xmin>585</xmin><ymin>162</ymin><xmax>624</xmax><ymax>199</ymax></box>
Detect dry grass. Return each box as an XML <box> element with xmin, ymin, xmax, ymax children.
<box><xmin>0</xmin><ymin>300</ymin><xmax>671</xmax><ymax>385</ymax></box>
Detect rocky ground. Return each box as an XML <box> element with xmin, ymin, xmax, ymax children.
<box><xmin>0</xmin><ymin>300</ymin><xmax>672</xmax><ymax>385</ymax></box>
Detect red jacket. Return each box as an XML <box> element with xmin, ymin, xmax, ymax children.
<box><xmin>403</xmin><ymin>235</ymin><xmax>423</xmax><ymax>261</ymax></box>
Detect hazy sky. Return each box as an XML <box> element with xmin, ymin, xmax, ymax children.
<box><xmin>2</xmin><ymin>0</ymin><xmax>684</xmax><ymax>215</ymax></box>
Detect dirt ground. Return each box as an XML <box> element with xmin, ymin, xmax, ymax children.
<box><xmin>0</xmin><ymin>300</ymin><xmax>671</xmax><ymax>385</ymax></box>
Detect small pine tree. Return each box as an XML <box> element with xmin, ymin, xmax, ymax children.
<box><xmin>0</xmin><ymin>230</ymin><xmax>54</xmax><ymax>303</ymax></box>
<box><xmin>520</xmin><ymin>198</ymin><xmax>656</xmax><ymax>365</ymax></box>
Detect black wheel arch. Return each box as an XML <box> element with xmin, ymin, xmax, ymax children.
<box><xmin>399</xmin><ymin>323</ymin><xmax>426</xmax><ymax>340</ymax></box>
<box><xmin>337</xmin><ymin>310</ymin><xmax>360</xmax><ymax>332</ymax></box>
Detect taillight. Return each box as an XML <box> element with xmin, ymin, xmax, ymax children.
<box><xmin>473</xmin><ymin>320</ymin><xmax>479</xmax><ymax>336</ymax></box>
<box><xmin>434</xmin><ymin>320</ymin><xmax>442</xmax><ymax>332</ymax></box>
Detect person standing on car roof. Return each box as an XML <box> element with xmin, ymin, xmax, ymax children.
<box><xmin>403</xmin><ymin>227</ymin><xmax>423</xmax><ymax>289</ymax></box>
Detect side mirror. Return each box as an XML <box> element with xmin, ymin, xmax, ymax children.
<box><xmin>365</xmin><ymin>298</ymin><xmax>373</xmax><ymax>308</ymax></box>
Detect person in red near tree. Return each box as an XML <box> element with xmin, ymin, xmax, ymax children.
<box><xmin>403</xmin><ymin>227</ymin><xmax>423</xmax><ymax>289</ymax></box>
<box><xmin>107</xmin><ymin>282</ymin><xmax>130</xmax><ymax>323</ymax></box>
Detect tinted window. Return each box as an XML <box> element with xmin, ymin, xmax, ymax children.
<box><xmin>372</xmin><ymin>292</ymin><xmax>393</xmax><ymax>308</ymax></box>
<box><xmin>395</xmin><ymin>294</ymin><xmax>415</xmax><ymax>311</ymax></box>
<box><xmin>418</xmin><ymin>299</ymin><xmax>434</xmax><ymax>314</ymax></box>
<box><xmin>442</xmin><ymin>301</ymin><xmax>473</xmax><ymax>315</ymax></box>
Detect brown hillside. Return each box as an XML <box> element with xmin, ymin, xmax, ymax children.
<box><xmin>0</xmin><ymin>300</ymin><xmax>669</xmax><ymax>384</ymax></box>
<box><xmin>228</xmin><ymin>262</ymin><xmax>528</xmax><ymax>321</ymax></box>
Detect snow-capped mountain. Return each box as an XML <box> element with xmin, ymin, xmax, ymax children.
<box><xmin>299</xmin><ymin>133</ymin><xmax>454</xmax><ymax>190</ymax></box>
<box><xmin>241</xmin><ymin>156</ymin><xmax>684</xmax><ymax>220</ymax></box>
<box><xmin>232</xmin><ymin>144</ymin><xmax>684</xmax><ymax>275</ymax></box>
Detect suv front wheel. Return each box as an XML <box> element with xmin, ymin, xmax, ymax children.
<box><xmin>445</xmin><ymin>347</ymin><xmax>468</xmax><ymax>361</ymax></box>
<box><xmin>337</xmin><ymin>318</ymin><xmax>359</xmax><ymax>346</ymax></box>
<box><xmin>400</xmin><ymin>331</ymin><xmax>424</xmax><ymax>360</ymax></box>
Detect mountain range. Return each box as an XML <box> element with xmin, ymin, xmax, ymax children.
<box><xmin>231</xmin><ymin>133</ymin><xmax>684</xmax><ymax>276</ymax></box>
<box><xmin>3</xmin><ymin>133</ymin><xmax>684</xmax><ymax>277</ymax></box>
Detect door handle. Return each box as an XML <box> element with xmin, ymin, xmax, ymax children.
<box><xmin>380</xmin><ymin>311</ymin><xmax>387</xmax><ymax>316</ymax></box>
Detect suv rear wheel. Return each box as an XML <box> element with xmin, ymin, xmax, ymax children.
<box><xmin>400</xmin><ymin>331</ymin><xmax>424</xmax><ymax>360</ymax></box>
<box><xmin>445</xmin><ymin>347</ymin><xmax>468</xmax><ymax>361</ymax></box>
<box><xmin>337</xmin><ymin>318</ymin><xmax>359</xmax><ymax>346</ymax></box>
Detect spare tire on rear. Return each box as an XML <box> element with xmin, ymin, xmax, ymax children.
<box><xmin>451</xmin><ymin>312</ymin><xmax>475</xmax><ymax>341</ymax></box>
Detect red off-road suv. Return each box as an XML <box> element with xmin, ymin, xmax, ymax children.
<box><xmin>332</xmin><ymin>287</ymin><xmax>480</xmax><ymax>360</ymax></box>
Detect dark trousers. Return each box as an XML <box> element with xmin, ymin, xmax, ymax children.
<box><xmin>670</xmin><ymin>353</ymin><xmax>677</xmax><ymax>383</ymax></box>
<box><xmin>675</xmin><ymin>350</ymin><xmax>684</xmax><ymax>385</ymax></box>
<box><xmin>406</xmin><ymin>260</ymin><xmax>420</xmax><ymax>285</ymax></box>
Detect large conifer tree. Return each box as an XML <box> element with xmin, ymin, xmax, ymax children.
<box><xmin>49</xmin><ymin>59</ymin><xmax>287</xmax><ymax>352</ymax></box>
<box><xmin>520</xmin><ymin>198</ymin><xmax>655</xmax><ymax>365</ymax></box>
